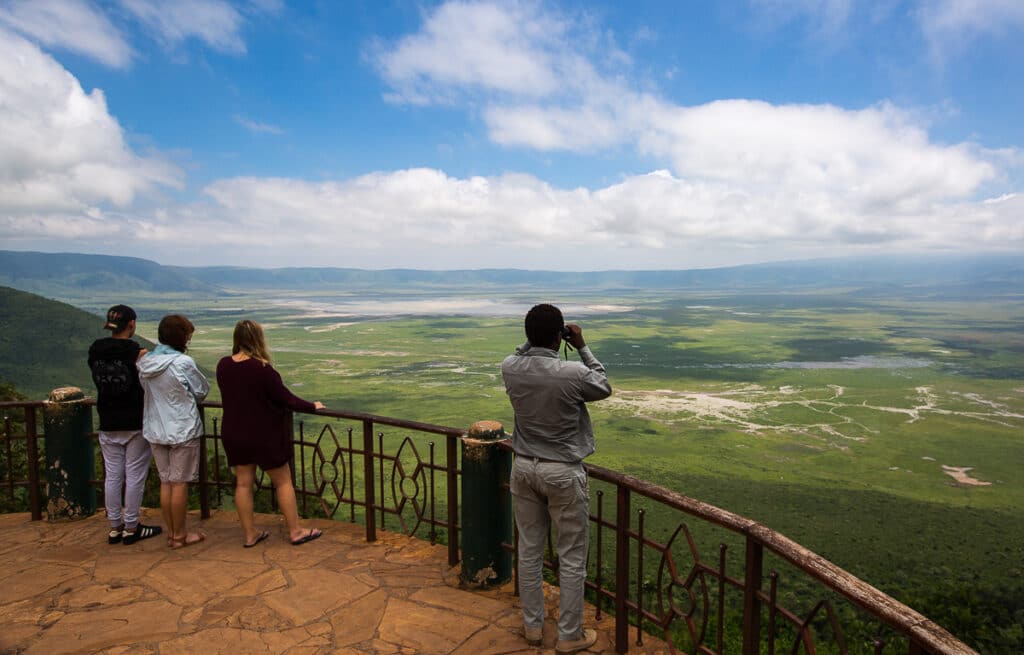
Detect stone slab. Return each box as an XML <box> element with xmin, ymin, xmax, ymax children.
<box><xmin>0</xmin><ymin>623</ymin><xmax>41</xmax><ymax>652</ymax></box>
<box><xmin>263</xmin><ymin>567</ymin><xmax>375</xmax><ymax>626</ymax></box>
<box><xmin>1</xmin><ymin>563</ymin><xmax>88</xmax><ymax>603</ymax></box>
<box><xmin>409</xmin><ymin>585</ymin><xmax>514</xmax><ymax>621</ymax></box>
<box><xmin>377</xmin><ymin>597</ymin><xmax>486</xmax><ymax>654</ymax></box>
<box><xmin>93</xmin><ymin>551</ymin><xmax>165</xmax><ymax>582</ymax></box>
<box><xmin>330</xmin><ymin>588</ymin><xmax>389</xmax><ymax>647</ymax></box>
<box><xmin>227</xmin><ymin>568</ymin><xmax>290</xmax><ymax>596</ymax></box>
<box><xmin>23</xmin><ymin>599</ymin><xmax>180</xmax><ymax>655</ymax></box>
<box><xmin>144</xmin><ymin>558</ymin><xmax>267</xmax><ymax>606</ymax></box>
<box><xmin>449</xmin><ymin>625</ymin><xmax>533</xmax><ymax>655</ymax></box>
<box><xmin>56</xmin><ymin>583</ymin><xmax>146</xmax><ymax>609</ymax></box>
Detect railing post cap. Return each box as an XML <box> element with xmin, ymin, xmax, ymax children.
<box><xmin>48</xmin><ymin>387</ymin><xmax>85</xmax><ymax>403</ymax></box>
<box><xmin>467</xmin><ymin>420</ymin><xmax>506</xmax><ymax>441</ymax></box>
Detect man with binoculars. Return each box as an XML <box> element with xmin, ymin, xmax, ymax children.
<box><xmin>501</xmin><ymin>303</ymin><xmax>612</xmax><ymax>653</ymax></box>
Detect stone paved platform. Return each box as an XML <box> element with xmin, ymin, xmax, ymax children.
<box><xmin>0</xmin><ymin>511</ymin><xmax>672</xmax><ymax>654</ymax></box>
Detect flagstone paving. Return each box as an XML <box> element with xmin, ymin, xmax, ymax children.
<box><xmin>0</xmin><ymin>511</ymin><xmax>673</xmax><ymax>654</ymax></box>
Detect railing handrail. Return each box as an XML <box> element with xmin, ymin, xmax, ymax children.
<box><xmin>0</xmin><ymin>400</ymin><xmax>48</xmax><ymax>409</ymax></box>
<box><xmin>0</xmin><ymin>399</ymin><xmax>468</xmax><ymax>439</ymax></box>
<box><xmin>0</xmin><ymin>397</ymin><xmax>979</xmax><ymax>655</ymax></box>
<box><xmin>199</xmin><ymin>400</ymin><xmax>468</xmax><ymax>439</ymax></box>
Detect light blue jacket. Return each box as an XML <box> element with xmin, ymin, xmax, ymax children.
<box><xmin>137</xmin><ymin>344</ymin><xmax>210</xmax><ymax>445</ymax></box>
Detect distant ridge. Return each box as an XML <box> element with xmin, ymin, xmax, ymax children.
<box><xmin>2</xmin><ymin>249</ymin><xmax>1021</xmax><ymax>297</ymax></box>
<box><xmin>175</xmin><ymin>254</ymin><xmax>1024</xmax><ymax>296</ymax></box>
<box><xmin>0</xmin><ymin>251</ymin><xmax>218</xmax><ymax>297</ymax></box>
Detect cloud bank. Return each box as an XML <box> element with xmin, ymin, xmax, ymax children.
<box><xmin>0</xmin><ymin>0</ymin><xmax>1020</xmax><ymax>269</ymax></box>
<box><xmin>0</xmin><ymin>0</ymin><xmax>133</xmax><ymax>68</ymax></box>
<box><xmin>0</xmin><ymin>0</ymin><xmax>273</xmax><ymax>67</ymax></box>
<box><xmin>0</xmin><ymin>29</ymin><xmax>181</xmax><ymax>232</ymax></box>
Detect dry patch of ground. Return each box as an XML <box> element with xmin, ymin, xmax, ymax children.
<box><xmin>605</xmin><ymin>384</ymin><xmax>1023</xmax><ymax>444</ymax></box>
<box><xmin>941</xmin><ymin>466</ymin><xmax>992</xmax><ymax>486</ymax></box>
<box><xmin>305</xmin><ymin>322</ymin><xmax>357</xmax><ymax>333</ymax></box>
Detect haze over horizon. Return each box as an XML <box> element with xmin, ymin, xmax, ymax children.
<box><xmin>1</xmin><ymin>0</ymin><xmax>1022</xmax><ymax>271</ymax></box>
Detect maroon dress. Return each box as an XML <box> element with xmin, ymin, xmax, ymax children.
<box><xmin>216</xmin><ymin>357</ymin><xmax>317</xmax><ymax>470</ymax></box>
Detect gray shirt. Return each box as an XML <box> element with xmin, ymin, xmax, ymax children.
<box><xmin>501</xmin><ymin>343</ymin><xmax>612</xmax><ymax>463</ymax></box>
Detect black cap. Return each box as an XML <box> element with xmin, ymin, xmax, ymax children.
<box><xmin>104</xmin><ymin>304</ymin><xmax>137</xmax><ymax>331</ymax></box>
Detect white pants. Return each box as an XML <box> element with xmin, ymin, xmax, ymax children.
<box><xmin>98</xmin><ymin>430</ymin><xmax>152</xmax><ymax>530</ymax></box>
<box><xmin>510</xmin><ymin>457</ymin><xmax>590</xmax><ymax>642</ymax></box>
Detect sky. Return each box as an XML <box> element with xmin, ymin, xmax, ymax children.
<box><xmin>0</xmin><ymin>0</ymin><xmax>1022</xmax><ymax>271</ymax></box>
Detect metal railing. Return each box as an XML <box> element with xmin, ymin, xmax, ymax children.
<box><xmin>0</xmin><ymin>398</ymin><xmax>978</xmax><ymax>655</ymax></box>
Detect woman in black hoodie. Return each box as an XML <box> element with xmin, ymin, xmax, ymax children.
<box><xmin>87</xmin><ymin>305</ymin><xmax>162</xmax><ymax>545</ymax></box>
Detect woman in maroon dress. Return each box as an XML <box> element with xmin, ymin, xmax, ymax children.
<box><xmin>216</xmin><ymin>320</ymin><xmax>325</xmax><ymax>547</ymax></box>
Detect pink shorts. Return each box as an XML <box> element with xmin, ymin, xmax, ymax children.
<box><xmin>151</xmin><ymin>439</ymin><xmax>200</xmax><ymax>483</ymax></box>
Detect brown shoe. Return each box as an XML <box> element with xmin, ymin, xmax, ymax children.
<box><xmin>555</xmin><ymin>628</ymin><xmax>597</xmax><ymax>654</ymax></box>
<box><xmin>524</xmin><ymin>625</ymin><xmax>542</xmax><ymax>646</ymax></box>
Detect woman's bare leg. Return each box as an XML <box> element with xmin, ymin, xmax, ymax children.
<box><xmin>233</xmin><ymin>465</ymin><xmax>260</xmax><ymax>544</ymax></box>
<box><xmin>169</xmin><ymin>482</ymin><xmax>203</xmax><ymax>545</ymax></box>
<box><xmin>265</xmin><ymin>464</ymin><xmax>314</xmax><ymax>542</ymax></box>
<box><xmin>160</xmin><ymin>482</ymin><xmax>174</xmax><ymax>537</ymax></box>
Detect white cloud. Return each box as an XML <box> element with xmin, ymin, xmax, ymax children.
<box><xmin>234</xmin><ymin>115</ymin><xmax>285</xmax><ymax>135</ymax></box>
<box><xmin>748</xmin><ymin>0</ymin><xmax>854</xmax><ymax>39</ymax></box>
<box><xmin>0</xmin><ymin>29</ymin><xmax>182</xmax><ymax>219</ymax></box>
<box><xmin>0</xmin><ymin>0</ymin><xmax>133</xmax><ymax>68</ymax></box>
<box><xmin>640</xmin><ymin>100</ymin><xmax>994</xmax><ymax>200</ymax></box>
<box><xmin>374</xmin><ymin>1</ymin><xmax>626</xmax><ymax>106</ymax></box>
<box><xmin>0</xmin><ymin>0</ymin><xmax>279</xmax><ymax>68</ymax></box>
<box><xmin>747</xmin><ymin>0</ymin><xmax>1024</xmax><ymax>61</ymax></box>
<box><xmin>918</xmin><ymin>0</ymin><xmax>1024</xmax><ymax>58</ymax></box>
<box><xmin>5</xmin><ymin>161</ymin><xmax>1018</xmax><ymax>268</ymax></box>
<box><xmin>375</xmin><ymin>1</ymin><xmax>561</xmax><ymax>99</ymax></box>
<box><xmin>118</xmin><ymin>0</ymin><xmax>248</xmax><ymax>55</ymax></box>
<box><xmin>360</xmin><ymin>0</ymin><xmax>1019</xmax><ymax>265</ymax></box>
<box><xmin>49</xmin><ymin>163</ymin><xmax>1009</xmax><ymax>267</ymax></box>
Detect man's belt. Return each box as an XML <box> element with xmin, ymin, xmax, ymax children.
<box><xmin>515</xmin><ymin>453</ymin><xmax>581</xmax><ymax>465</ymax></box>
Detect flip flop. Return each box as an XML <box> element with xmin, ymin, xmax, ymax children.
<box><xmin>291</xmin><ymin>528</ymin><xmax>323</xmax><ymax>546</ymax></box>
<box><xmin>244</xmin><ymin>530</ymin><xmax>270</xmax><ymax>548</ymax></box>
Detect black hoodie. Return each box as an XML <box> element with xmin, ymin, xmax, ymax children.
<box><xmin>88</xmin><ymin>337</ymin><xmax>144</xmax><ymax>431</ymax></box>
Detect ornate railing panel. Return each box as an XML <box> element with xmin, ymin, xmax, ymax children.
<box><xmin>199</xmin><ymin>402</ymin><xmax>464</xmax><ymax>565</ymax></box>
<box><xmin>0</xmin><ymin>398</ymin><xmax>978</xmax><ymax>655</ymax></box>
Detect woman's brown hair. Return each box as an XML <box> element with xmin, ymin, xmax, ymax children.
<box><xmin>232</xmin><ymin>320</ymin><xmax>271</xmax><ymax>364</ymax></box>
<box><xmin>158</xmin><ymin>314</ymin><xmax>194</xmax><ymax>353</ymax></box>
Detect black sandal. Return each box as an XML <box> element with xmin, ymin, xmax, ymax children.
<box><xmin>108</xmin><ymin>526</ymin><xmax>124</xmax><ymax>545</ymax></box>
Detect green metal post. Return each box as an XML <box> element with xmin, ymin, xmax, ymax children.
<box><xmin>43</xmin><ymin>387</ymin><xmax>96</xmax><ymax>520</ymax></box>
<box><xmin>459</xmin><ymin>420</ymin><xmax>513</xmax><ymax>587</ymax></box>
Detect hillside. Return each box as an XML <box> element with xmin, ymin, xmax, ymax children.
<box><xmin>0</xmin><ymin>287</ymin><xmax>154</xmax><ymax>399</ymax></box>
<box><xmin>0</xmin><ymin>251</ymin><xmax>218</xmax><ymax>298</ymax></box>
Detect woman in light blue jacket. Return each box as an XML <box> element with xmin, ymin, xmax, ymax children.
<box><xmin>138</xmin><ymin>314</ymin><xmax>210</xmax><ymax>549</ymax></box>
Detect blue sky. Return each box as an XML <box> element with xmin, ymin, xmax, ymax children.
<box><xmin>0</xmin><ymin>0</ymin><xmax>1021</xmax><ymax>270</ymax></box>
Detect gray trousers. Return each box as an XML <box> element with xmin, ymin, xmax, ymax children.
<box><xmin>98</xmin><ymin>430</ymin><xmax>152</xmax><ymax>530</ymax></box>
<box><xmin>510</xmin><ymin>457</ymin><xmax>590</xmax><ymax>642</ymax></box>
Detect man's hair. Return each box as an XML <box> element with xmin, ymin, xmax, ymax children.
<box><xmin>525</xmin><ymin>303</ymin><xmax>564</xmax><ymax>347</ymax></box>
<box><xmin>103</xmin><ymin>304</ymin><xmax>136</xmax><ymax>332</ymax></box>
<box><xmin>158</xmin><ymin>314</ymin><xmax>194</xmax><ymax>353</ymax></box>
